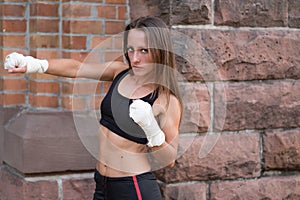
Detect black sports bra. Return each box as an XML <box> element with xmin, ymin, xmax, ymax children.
<box><xmin>100</xmin><ymin>69</ymin><xmax>159</xmax><ymax>144</ymax></box>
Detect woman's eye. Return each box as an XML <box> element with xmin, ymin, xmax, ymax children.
<box><xmin>127</xmin><ymin>47</ymin><xmax>134</xmax><ymax>52</ymax></box>
<box><xmin>141</xmin><ymin>48</ymin><xmax>148</xmax><ymax>54</ymax></box>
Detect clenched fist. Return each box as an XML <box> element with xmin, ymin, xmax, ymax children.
<box><xmin>4</xmin><ymin>52</ymin><xmax>49</xmax><ymax>73</ymax></box>
<box><xmin>129</xmin><ymin>99</ymin><xmax>165</xmax><ymax>147</ymax></box>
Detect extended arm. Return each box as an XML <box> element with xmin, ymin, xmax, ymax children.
<box><xmin>4</xmin><ymin>52</ymin><xmax>128</xmax><ymax>81</ymax></box>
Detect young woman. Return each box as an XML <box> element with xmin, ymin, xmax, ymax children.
<box><xmin>4</xmin><ymin>16</ymin><xmax>182</xmax><ymax>200</ymax></box>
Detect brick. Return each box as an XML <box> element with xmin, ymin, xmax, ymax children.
<box><xmin>30</xmin><ymin>3</ymin><xmax>59</xmax><ymax>17</ymax></box>
<box><xmin>62</xmin><ymin>81</ymin><xmax>101</xmax><ymax>95</ymax></box>
<box><xmin>155</xmin><ymin>133</ymin><xmax>261</xmax><ymax>182</ymax></box>
<box><xmin>105</xmin><ymin>21</ymin><xmax>125</xmax><ymax>34</ymax></box>
<box><xmin>96</xmin><ymin>5</ymin><xmax>117</xmax><ymax>19</ymax></box>
<box><xmin>214</xmin><ymin>0</ymin><xmax>288</xmax><ymax>27</ymax></box>
<box><xmin>30</xmin><ymin>19</ymin><xmax>59</xmax><ymax>33</ymax></box>
<box><xmin>3</xmin><ymin>20</ymin><xmax>27</xmax><ymax>33</ymax></box>
<box><xmin>29</xmin><ymin>80</ymin><xmax>60</xmax><ymax>94</ymax></box>
<box><xmin>62</xmin><ymin>177</ymin><xmax>95</xmax><ymax>200</ymax></box>
<box><xmin>210</xmin><ymin>175</ymin><xmax>300</xmax><ymax>200</ymax></box>
<box><xmin>63</xmin><ymin>20</ymin><xmax>103</xmax><ymax>34</ymax></box>
<box><xmin>3</xmin><ymin>35</ymin><xmax>26</xmax><ymax>48</ymax></box>
<box><xmin>214</xmin><ymin>81</ymin><xmax>300</xmax><ymax>131</ymax></box>
<box><xmin>28</xmin><ymin>73</ymin><xmax>59</xmax><ymax>80</ymax></box>
<box><xmin>106</xmin><ymin>0</ymin><xmax>127</xmax><ymax>4</ymax></box>
<box><xmin>179</xmin><ymin>82</ymin><xmax>210</xmax><ymax>133</ymax></box>
<box><xmin>62</xmin><ymin>4</ymin><xmax>92</xmax><ymax>18</ymax></box>
<box><xmin>288</xmin><ymin>0</ymin><xmax>300</xmax><ymax>27</ymax></box>
<box><xmin>30</xmin><ymin>34</ymin><xmax>60</xmax><ymax>48</ymax></box>
<box><xmin>2</xmin><ymin>78</ymin><xmax>27</xmax><ymax>91</ymax></box>
<box><xmin>62</xmin><ymin>51</ymin><xmax>90</xmax><ymax>62</ymax></box>
<box><xmin>29</xmin><ymin>49</ymin><xmax>62</xmax><ymax>60</ymax></box>
<box><xmin>161</xmin><ymin>182</ymin><xmax>207</xmax><ymax>200</ymax></box>
<box><xmin>113</xmin><ymin>35</ymin><xmax>123</xmax><ymax>49</ymax></box>
<box><xmin>104</xmin><ymin>51</ymin><xmax>123</xmax><ymax>62</ymax></box>
<box><xmin>0</xmin><ymin>166</ymin><xmax>59</xmax><ymax>200</ymax></box>
<box><xmin>62</xmin><ymin>0</ymin><xmax>103</xmax><ymax>2</ymax></box>
<box><xmin>1</xmin><ymin>4</ymin><xmax>26</xmax><ymax>17</ymax></box>
<box><xmin>2</xmin><ymin>93</ymin><xmax>26</xmax><ymax>105</ymax></box>
<box><xmin>263</xmin><ymin>129</ymin><xmax>300</xmax><ymax>170</ymax></box>
<box><xmin>91</xmin><ymin>36</ymin><xmax>112</xmax><ymax>49</ymax></box>
<box><xmin>89</xmin><ymin>96</ymin><xmax>103</xmax><ymax>110</ymax></box>
<box><xmin>118</xmin><ymin>6</ymin><xmax>127</xmax><ymax>20</ymax></box>
<box><xmin>62</xmin><ymin>36</ymin><xmax>87</xmax><ymax>50</ymax></box>
<box><xmin>102</xmin><ymin>81</ymin><xmax>112</xmax><ymax>93</ymax></box>
<box><xmin>29</xmin><ymin>94</ymin><xmax>59</xmax><ymax>108</ymax></box>
<box><xmin>62</xmin><ymin>96</ymin><xmax>87</xmax><ymax>111</ymax></box>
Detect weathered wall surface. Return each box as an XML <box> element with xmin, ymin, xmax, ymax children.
<box><xmin>1</xmin><ymin>0</ymin><xmax>300</xmax><ymax>199</ymax></box>
<box><xmin>130</xmin><ymin>0</ymin><xmax>300</xmax><ymax>199</ymax></box>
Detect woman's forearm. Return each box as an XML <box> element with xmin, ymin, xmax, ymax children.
<box><xmin>46</xmin><ymin>59</ymin><xmax>81</xmax><ymax>78</ymax></box>
<box><xmin>150</xmin><ymin>141</ymin><xmax>178</xmax><ymax>168</ymax></box>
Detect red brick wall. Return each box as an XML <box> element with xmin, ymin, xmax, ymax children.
<box><xmin>1</xmin><ymin>0</ymin><xmax>127</xmax><ymax>110</ymax></box>
<box><xmin>1</xmin><ymin>0</ymin><xmax>128</xmax><ymax>199</ymax></box>
<box><xmin>1</xmin><ymin>0</ymin><xmax>300</xmax><ymax>200</ymax></box>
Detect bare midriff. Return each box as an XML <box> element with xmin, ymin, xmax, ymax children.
<box><xmin>96</xmin><ymin>125</ymin><xmax>151</xmax><ymax>177</ymax></box>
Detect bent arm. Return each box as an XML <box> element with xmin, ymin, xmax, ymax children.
<box><xmin>150</xmin><ymin>95</ymin><xmax>181</xmax><ymax>168</ymax></box>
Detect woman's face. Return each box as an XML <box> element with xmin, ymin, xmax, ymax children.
<box><xmin>126</xmin><ymin>29</ymin><xmax>155</xmax><ymax>77</ymax></box>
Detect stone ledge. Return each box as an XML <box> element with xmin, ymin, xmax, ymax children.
<box><xmin>210</xmin><ymin>175</ymin><xmax>300</xmax><ymax>199</ymax></box>
<box><xmin>0</xmin><ymin>165</ymin><xmax>95</xmax><ymax>200</ymax></box>
<box><xmin>3</xmin><ymin>110</ymin><xmax>97</xmax><ymax>174</ymax></box>
<box><xmin>0</xmin><ymin>107</ymin><xmax>23</xmax><ymax>163</ymax></box>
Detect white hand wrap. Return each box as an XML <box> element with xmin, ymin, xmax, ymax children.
<box><xmin>129</xmin><ymin>99</ymin><xmax>165</xmax><ymax>147</ymax></box>
<box><xmin>4</xmin><ymin>52</ymin><xmax>49</xmax><ymax>73</ymax></box>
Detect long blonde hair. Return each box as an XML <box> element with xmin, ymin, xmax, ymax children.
<box><xmin>123</xmin><ymin>16</ymin><xmax>183</xmax><ymax>113</ymax></box>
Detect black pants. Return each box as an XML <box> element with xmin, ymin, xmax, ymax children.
<box><xmin>93</xmin><ymin>170</ymin><xmax>162</xmax><ymax>200</ymax></box>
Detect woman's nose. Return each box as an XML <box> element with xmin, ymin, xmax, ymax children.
<box><xmin>132</xmin><ymin>51</ymin><xmax>141</xmax><ymax>63</ymax></box>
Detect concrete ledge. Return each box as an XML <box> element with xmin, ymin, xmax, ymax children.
<box><xmin>0</xmin><ymin>107</ymin><xmax>23</xmax><ymax>163</ymax></box>
<box><xmin>4</xmin><ymin>111</ymin><xmax>97</xmax><ymax>174</ymax></box>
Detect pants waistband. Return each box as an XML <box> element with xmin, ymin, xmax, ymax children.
<box><xmin>94</xmin><ymin>169</ymin><xmax>156</xmax><ymax>182</ymax></box>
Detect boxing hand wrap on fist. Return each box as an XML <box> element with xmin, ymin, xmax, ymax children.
<box><xmin>129</xmin><ymin>99</ymin><xmax>165</xmax><ymax>147</ymax></box>
<box><xmin>4</xmin><ymin>52</ymin><xmax>49</xmax><ymax>73</ymax></box>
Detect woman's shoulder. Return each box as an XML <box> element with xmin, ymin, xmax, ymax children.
<box><xmin>155</xmin><ymin>92</ymin><xmax>181</xmax><ymax>114</ymax></box>
<box><xmin>112</xmin><ymin>62</ymin><xmax>129</xmax><ymax>79</ymax></box>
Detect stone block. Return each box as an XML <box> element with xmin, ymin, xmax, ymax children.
<box><xmin>0</xmin><ymin>166</ymin><xmax>59</xmax><ymax>200</ymax></box>
<box><xmin>214</xmin><ymin>81</ymin><xmax>300</xmax><ymax>131</ymax></box>
<box><xmin>62</xmin><ymin>176</ymin><xmax>95</xmax><ymax>200</ymax></box>
<box><xmin>129</xmin><ymin>0</ymin><xmax>211</xmax><ymax>25</ymax></box>
<box><xmin>210</xmin><ymin>175</ymin><xmax>300</xmax><ymax>199</ymax></box>
<box><xmin>170</xmin><ymin>0</ymin><xmax>211</xmax><ymax>25</ymax></box>
<box><xmin>180</xmin><ymin>29</ymin><xmax>300</xmax><ymax>81</ymax></box>
<box><xmin>155</xmin><ymin>133</ymin><xmax>261</xmax><ymax>182</ymax></box>
<box><xmin>214</xmin><ymin>0</ymin><xmax>288</xmax><ymax>27</ymax></box>
<box><xmin>263</xmin><ymin>129</ymin><xmax>300</xmax><ymax>170</ymax></box>
<box><xmin>161</xmin><ymin>182</ymin><xmax>207</xmax><ymax>200</ymax></box>
<box><xmin>288</xmin><ymin>0</ymin><xmax>300</xmax><ymax>27</ymax></box>
<box><xmin>179</xmin><ymin>82</ymin><xmax>210</xmax><ymax>133</ymax></box>
<box><xmin>129</xmin><ymin>0</ymin><xmax>170</xmax><ymax>24</ymax></box>
<box><xmin>0</xmin><ymin>107</ymin><xmax>22</xmax><ymax>163</ymax></box>
<box><xmin>4</xmin><ymin>111</ymin><xmax>97</xmax><ymax>174</ymax></box>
